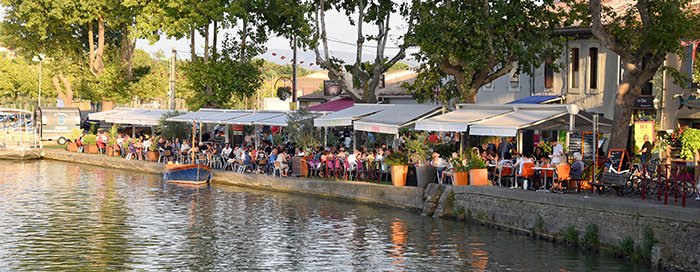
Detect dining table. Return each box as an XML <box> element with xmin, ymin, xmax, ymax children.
<box><xmin>531</xmin><ymin>165</ymin><xmax>555</xmax><ymax>191</ymax></box>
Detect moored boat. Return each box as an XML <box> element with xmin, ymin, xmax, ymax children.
<box><xmin>0</xmin><ymin>108</ymin><xmax>42</xmax><ymax>160</ymax></box>
<box><xmin>164</xmin><ymin>164</ymin><xmax>212</xmax><ymax>185</ymax></box>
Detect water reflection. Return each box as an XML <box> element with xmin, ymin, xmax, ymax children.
<box><xmin>0</xmin><ymin>160</ymin><xmax>655</xmax><ymax>271</ymax></box>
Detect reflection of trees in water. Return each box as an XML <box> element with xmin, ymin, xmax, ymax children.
<box><xmin>0</xmin><ymin>160</ymin><xmax>139</xmax><ymax>269</ymax></box>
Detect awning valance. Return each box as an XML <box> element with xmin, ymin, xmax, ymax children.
<box><xmin>353</xmin><ymin>105</ymin><xmax>441</xmax><ymax>134</ymax></box>
<box><xmin>313</xmin><ymin>104</ymin><xmax>393</xmax><ymax>127</ymax></box>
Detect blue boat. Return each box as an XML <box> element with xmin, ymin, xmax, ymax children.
<box><xmin>164</xmin><ymin>164</ymin><xmax>212</xmax><ymax>185</ymax></box>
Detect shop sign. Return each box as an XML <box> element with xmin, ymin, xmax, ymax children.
<box><xmin>633</xmin><ymin>95</ymin><xmax>655</xmax><ymax>109</ymax></box>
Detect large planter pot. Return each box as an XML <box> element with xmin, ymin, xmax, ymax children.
<box><xmin>107</xmin><ymin>146</ymin><xmax>116</xmax><ymax>157</ymax></box>
<box><xmin>415</xmin><ymin>166</ymin><xmax>437</xmax><ymax>188</ymax></box>
<box><xmin>146</xmin><ymin>151</ymin><xmax>158</xmax><ymax>162</ymax></box>
<box><xmin>390</xmin><ymin>165</ymin><xmax>408</xmax><ymax>186</ymax></box>
<box><xmin>469</xmin><ymin>169</ymin><xmax>489</xmax><ymax>186</ymax></box>
<box><xmin>453</xmin><ymin>172</ymin><xmax>469</xmax><ymax>186</ymax></box>
<box><xmin>86</xmin><ymin>145</ymin><xmax>99</xmax><ymax>154</ymax></box>
<box><xmin>67</xmin><ymin>142</ymin><xmax>79</xmax><ymax>152</ymax></box>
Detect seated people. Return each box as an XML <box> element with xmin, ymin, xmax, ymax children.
<box><xmin>513</xmin><ymin>151</ymin><xmax>534</xmax><ymax>189</ymax></box>
<box><xmin>276</xmin><ymin>148</ymin><xmax>289</xmax><ymax>176</ymax></box>
<box><xmin>570</xmin><ymin>152</ymin><xmax>585</xmax><ymax>181</ymax></box>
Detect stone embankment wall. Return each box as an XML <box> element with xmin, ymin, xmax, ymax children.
<box><xmin>42</xmin><ymin>149</ymin><xmax>700</xmax><ymax>271</ymax></box>
<box><xmin>443</xmin><ymin>185</ymin><xmax>700</xmax><ymax>271</ymax></box>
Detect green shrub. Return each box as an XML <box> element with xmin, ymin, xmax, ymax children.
<box><xmin>581</xmin><ymin>223</ymin><xmax>599</xmax><ymax>249</ymax></box>
<box><xmin>68</xmin><ymin>127</ymin><xmax>83</xmax><ymax>142</ymax></box>
<box><xmin>562</xmin><ymin>226</ymin><xmax>578</xmax><ymax>246</ymax></box>
<box><xmin>639</xmin><ymin>226</ymin><xmax>658</xmax><ymax>261</ymax></box>
<box><xmin>384</xmin><ymin>151</ymin><xmax>409</xmax><ymax>166</ymax></box>
<box><xmin>619</xmin><ymin>236</ymin><xmax>635</xmax><ymax>255</ymax></box>
<box><xmin>82</xmin><ymin>134</ymin><xmax>97</xmax><ymax>146</ymax></box>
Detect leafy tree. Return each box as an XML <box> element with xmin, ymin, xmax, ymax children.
<box><xmin>181</xmin><ymin>39</ymin><xmax>264</xmax><ymax>110</ymax></box>
<box><xmin>386</xmin><ymin>62</ymin><xmax>410</xmax><ymax>73</ymax></box>
<box><xmin>566</xmin><ymin>0</ymin><xmax>700</xmax><ymax>150</ymax></box>
<box><xmin>285</xmin><ymin>109</ymin><xmax>321</xmax><ymax>150</ymax></box>
<box><xmin>313</xmin><ymin>0</ymin><xmax>416</xmax><ymax>103</ymax></box>
<box><xmin>156</xmin><ymin>111</ymin><xmax>191</xmax><ymax>141</ymax></box>
<box><xmin>405</xmin><ymin>0</ymin><xmax>565</xmax><ymax>104</ymax></box>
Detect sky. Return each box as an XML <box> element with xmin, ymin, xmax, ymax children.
<box><xmin>0</xmin><ymin>6</ymin><xmax>423</xmax><ymax>69</ymax></box>
<box><xmin>135</xmin><ymin>9</ymin><xmax>423</xmax><ymax>70</ymax></box>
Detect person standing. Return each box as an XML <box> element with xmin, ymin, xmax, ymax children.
<box><xmin>549</xmin><ymin>138</ymin><xmax>564</xmax><ymax>165</ymax></box>
<box><xmin>498</xmin><ymin>137</ymin><xmax>512</xmax><ymax>161</ymax></box>
<box><xmin>639</xmin><ymin>135</ymin><xmax>653</xmax><ymax>163</ymax></box>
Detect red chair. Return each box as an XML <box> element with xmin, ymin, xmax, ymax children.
<box><xmin>516</xmin><ymin>162</ymin><xmax>535</xmax><ymax>189</ymax></box>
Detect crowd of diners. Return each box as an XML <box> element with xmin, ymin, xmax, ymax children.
<box><xmin>70</xmin><ymin>129</ymin><xmax>586</xmax><ymax>189</ymax></box>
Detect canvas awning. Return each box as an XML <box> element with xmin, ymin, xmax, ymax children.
<box><xmin>223</xmin><ymin>112</ymin><xmax>287</xmax><ymax>125</ymax></box>
<box><xmin>507</xmin><ymin>95</ymin><xmax>563</xmax><ymax>104</ymax></box>
<box><xmin>469</xmin><ymin>105</ymin><xmax>579</xmax><ymax>136</ymax></box>
<box><xmin>197</xmin><ymin>111</ymin><xmax>254</xmax><ymax>124</ymax></box>
<box><xmin>165</xmin><ymin>109</ymin><xmax>223</xmax><ymax>122</ymax></box>
<box><xmin>521</xmin><ymin>110</ymin><xmax>613</xmax><ymax>133</ymax></box>
<box><xmin>254</xmin><ymin>114</ymin><xmax>290</xmax><ymax>127</ymax></box>
<box><xmin>103</xmin><ymin>109</ymin><xmax>170</xmax><ymax>126</ymax></box>
<box><xmin>87</xmin><ymin>107</ymin><xmax>131</xmax><ymax>121</ymax></box>
<box><xmin>313</xmin><ymin>104</ymin><xmax>394</xmax><ymax>127</ymax></box>
<box><xmin>353</xmin><ymin>105</ymin><xmax>442</xmax><ymax>134</ymax></box>
<box><xmin>414</xmin><ymin>108</ymin><xmax>512</xmax><ymax>131</ymax></box>
<box><xmin>308</xmin><ymin>99</ymin><xmax>354</xmax><ymax>112</ymax></box>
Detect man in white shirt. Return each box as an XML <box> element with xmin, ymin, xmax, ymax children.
<box><xmin>549</xmin><ymin>138</ymin><xmax>564</xmax><ymax>165</ymax></box>
<box><xmin>347</xmin><ymin>149</ymin><xmax>359</xmax><ymax>170</ymax></box>
<box><xmin>221</xmin><ymin>143</ymin><xmax>233</xmax><ymax>157</ymax></box>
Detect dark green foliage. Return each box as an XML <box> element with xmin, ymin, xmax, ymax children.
<box><xmin>384</xmin><ymin>151</ymin><xmax>409</xmax><ymax>166</ymax></box>
<box><xmin>581</xmin><ymin>224</ymin><xmax>599</xmax><ymax>249</ymax></box>
<box><xmin>156</xmin><ymin>111</ymin><xmax>190</xmax><ymax>141</ymax></box>
<box><xmin>620</xmin><ymin>236</ymin><xmax>635</xmax><ymax>254</ymax></box>
<box><xmin>639</xmin><ymin>226</ymin><xmax>658</xmax><ymax>262</ymax></box>
<box><xmin>562</xmin><ymin>226</ymin><xmax>578</xmax><ymax>246</ymax></box>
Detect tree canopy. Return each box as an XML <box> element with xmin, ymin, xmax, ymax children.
<box><xmin>405</xmin><ymin>0</ymin><xmax>565</xmax><ymax>104</ymax></box>
<box><xmin>565</xmin><ymin>0</ymin><xmax>700</xmax><ymax>150</ymax></box>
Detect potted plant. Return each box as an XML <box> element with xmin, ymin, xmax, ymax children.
<box><xmin>66</xmin><ymin>127</ymin><xmax>83</xmax><ymax>152</ymax></box>
<box><xmin>449</xmin><ymin>152</ymin><xmax>470</xmax><ymax>185</ymax></box>
<box><xmin>384</xmin><ymin>151</ymin><xmax>409</xmax><ymax>186</ymax></box>
<box><xmin>146</xmin><ymin>135</ymin><xmax>160</xmax><ymax>162</ymax></box>
<box><xmin>82</xmin><ymin>134</ymin><xmax>98</xmax><ymax>154</ymax></box>
<box><xmin>405</xmin><ymin>132</ymin><xmax>435</xmax><ymax>188</ymax></box>
<box><xmin>106</xmin><ymin>124</ymin><xmax>119</xmax><ymax>157</ymax></box>
<box><xmin>468</xmin><ymin>151</ymin><xmax>489</xmax><ymax>186</ymax></box>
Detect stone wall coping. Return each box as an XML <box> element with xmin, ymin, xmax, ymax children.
<box><xmin>451</xmin><ymin>185</ymin><xmax>700</xmax><ymax>224</ymax></box>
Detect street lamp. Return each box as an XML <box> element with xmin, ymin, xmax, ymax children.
<box><xmin>32</xmin><ymin>56</ymin><xmax>41</xmax><ymax>107</ymax></box>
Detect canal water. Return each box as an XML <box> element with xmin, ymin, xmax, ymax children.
<box><xmin>0</xmin><ymin>160</ymin><xmax>654</xmax><ymax>271</ymax></box>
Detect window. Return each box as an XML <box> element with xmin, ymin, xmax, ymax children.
<box><xmin>510</xmin><ymin>64</ymin><xmax>519</xmax><ymax>90</ymax></box>
<box><xmin>589</xmin><ymin>47</ymin><xmax>598</xmax><ymax>89</ymax></box>
<box><xmin>544</xmin><ymin>56</ymin><xmax>553</xmax><ymax>88</ymax></box>
<box><xmin>570</xmin><ymin>48</ymin><xmax>579</xmax><ymax>89</ymax></box>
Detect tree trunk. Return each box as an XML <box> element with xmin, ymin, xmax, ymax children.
<box><xmin>213</xmin><ymin>21</ymin><xmax>217</xmax><ymax>55</ymax></box>
<box><xmin>609</xmin><ymin>78</ymin><xmax>642</xmax><ymax>150</ymax></box>
<box><xmin>204</xmin><ymin>22</ymin><xmax>210</xmax><ymax>63</ymax></box>
<box><xmin>190</xmin><ymin>27</ymin><xmax>196</xmax><ymax>60</ymax></box>
<box><xmin>52</xmin><ymin>73</ymin><xmax>73</xmax><ymax>107</ymax></box>
<box><xmin>121</xmin><ymin>24</ymin><xmax>136</xmax><ymax>81</ymax></box>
